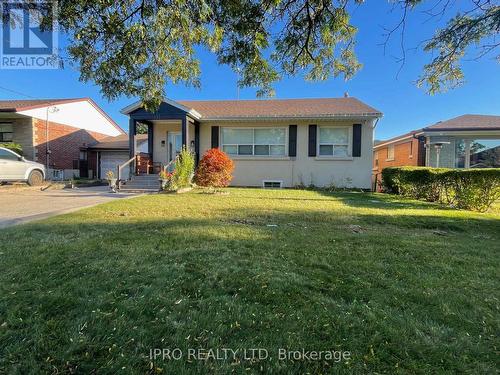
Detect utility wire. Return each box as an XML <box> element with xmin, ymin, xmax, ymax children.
<box><xmin>0</xmin><ymin>85</ymin><xmax>37</xmax><ymax>99</ymax></box>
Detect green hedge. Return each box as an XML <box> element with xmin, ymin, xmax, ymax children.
<box><xmin>0</xmin><ymin>142</ymin><xmax>23</xmax><ymax>155</ymax></box>
<box><xmin>382</xmin><ymin>167</ymin><xmax>500</xmax><ymax>212</ymax></box>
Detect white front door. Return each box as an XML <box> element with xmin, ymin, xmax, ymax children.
<box><xmin>167</xmin><ymin>132</ymin><xmax>182</xmax><ymax>169</ymax></box>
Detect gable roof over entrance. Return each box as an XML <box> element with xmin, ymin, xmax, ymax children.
<box><xmin>121</xmin><ymin>97</ymin><xmax>382</xmax><ymax>120</ymax></box>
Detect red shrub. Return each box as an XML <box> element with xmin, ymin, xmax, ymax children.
<box><xmin>195</xmin><ymin>148</ymin><xmax>235</xmax><ymax>188</ymax></box>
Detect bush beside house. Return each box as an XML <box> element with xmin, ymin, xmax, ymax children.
<box><xmin>382</xmin><ymin>167</ymin><xmax>500</xmax><ymax>212</ymax></box>
<box><xmin>0</xmin><ymin>142</ymin><xmax>23</xmax><ymax>155</ymax></box>
<box><xmin>195</xmin><ymin>148</ymin><xmax>235</xmax><ymax>188</ymax></box>
<box><xmin>160</xmin><ymin>147</ymin><xmax>196</xmax><ymax>192</ymax></box>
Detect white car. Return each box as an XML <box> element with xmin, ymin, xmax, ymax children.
<box><xmin>0</xmin><ymin>147</ymin><xmax>46</xmax><ymax>186</ymax></box>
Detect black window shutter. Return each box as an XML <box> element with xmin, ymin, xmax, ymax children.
<box><xmin>308</xmin><ymin>125</ymin><xmax>317</xmax><ymax>157</ymax></box>
<box><xmin>352</xmin><ymin>124</ymin><xmax>362</xmax><ymax>157</ymax></box>
<box><xmin>288</xmin><ymin>125</ymin><xmax>297</xmax><ymax>157</ymax></box>
<box><xmin>211</xmin><ymin>126</ymin><xmax>219</xmax><ymax>148</ymax></box>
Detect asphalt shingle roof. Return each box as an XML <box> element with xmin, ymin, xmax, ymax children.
<box><xmin>0</xmin><ymin>99</ymin><xmax>85</xmax><ymax>111</ymax></box>
<box><xmin>177</xmin><ymin>97</ymin><xmax>382</xmax><ymax>119</ymax></box>
<box><xmin>88</xmin><ymin>134</ymin><xmax>148</xmax><ymax>150</ymax></box>
<box><xmin>424</xmin><ymin>114</ymin><xmax>500</xmax><ymax>131</ymax></box>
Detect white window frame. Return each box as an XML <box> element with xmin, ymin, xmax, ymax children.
<box><xmin>317</xmin><ymin>126</ymin><xmax>352</xmax><ymax>158</ymax></box>
<box><xmin>221</xmin><ymin>127</ymin><xmax>288</xmax><ymax>157</ymax></box>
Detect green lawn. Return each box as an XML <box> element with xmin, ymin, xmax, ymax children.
<box><xmin>1</xmin><ymin>189</ymin><xmax>499</xmax><ymax>374</ymax></box>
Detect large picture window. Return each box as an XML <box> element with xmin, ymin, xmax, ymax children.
<box><xmin>0</xmin><ymin>123</ymin><xmax>13</xmax><ymax>142</ymax></box>
<box><xmin>318</xmin><ymin>127</ymin><xmax>350</xmax><ymax>157</ymax></box>
<box><xmin>456</xmin><ymin>139</ymin><xmax>500</xmax><ymax>168</ymax></box>
<box><xmin>221</xmin><ymin>127</ymin><xmax>286</xmax><ymax>156</ymax></box>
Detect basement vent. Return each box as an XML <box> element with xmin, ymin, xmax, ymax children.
<box><xmin>262</xmin><ymin>180</ymin><xmax>283</xmax><ymax>189</ymax></box>
<box><xmin>52</xmin><ymin>169</ymin><xmax>64</xmax><ymax>181</ymax></box>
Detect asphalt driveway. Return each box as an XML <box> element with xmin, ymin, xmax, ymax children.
<box><xmin>0</xmin><ymin>186</ymin><xmax>140</xmax><ymax>228</ymax></box>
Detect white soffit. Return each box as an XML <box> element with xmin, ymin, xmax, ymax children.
<box><xmin>18</xmin><ymin>100</ymin><xmax>123</xmax><ymax>137</ymax></box>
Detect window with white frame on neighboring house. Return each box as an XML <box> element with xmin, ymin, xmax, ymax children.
<box><xmin>318</xmin><ymin>126</ymin><xmax>350</xmax><ymax>157</ymax></box>
<box><xmin>374</xmin><ymin>151</ymin><xmax>379</xmax><ymax>166</ymax></box>
<box><xmin>0</xmin><ymin>123</ymin><xmax>13</xmax><ymax>142</ymax></box>
<box><xmin>221</xmin><ymin>127</ymin><xmax>286</xmax><ymax>156</ymax></box>
<box><xmin>387</xmin><ymin>144</ymin><xmax>395</xmax><ymax>160</ymax></box>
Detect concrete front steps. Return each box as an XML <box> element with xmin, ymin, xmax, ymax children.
<box><xmin>119</xmin><ymin>174</ymin><xmax>160</xmax><ymax>193</ymax></box>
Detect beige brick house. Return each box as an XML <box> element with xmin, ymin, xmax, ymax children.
<box><xmin>0</xmin><ymin>98</ymin><xmax>124</xmax><ymax>179</ymax></box>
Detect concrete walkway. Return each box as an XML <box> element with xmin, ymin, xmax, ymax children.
<box><xmin>0</xmin><ymin>186</ymin><xmax>141</xmax><ymax>229</ymax></box>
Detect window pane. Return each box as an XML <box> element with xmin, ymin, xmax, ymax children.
<box><xmin>222</xmin><ymin>128</ymin><xmax>253</xmax><ymax>144</ymax></box>
<box><xmin>238</xmin><ymin>145</ymin><xmax>253</xmax><ymax>155</ymax></box>
<box><xmin>2</xmin><ymin>133</ymin><xmax>13</xmax><ymax>141</ymax></box>
<box><xmin>255</xmin><ymin>128</ymin><xmax>285</xmax><ymax>145</ymax></box>
<box><xmin>470</xmin><ymin>139</ymin><xmax>500</xmax><ymax>168</ymax></box>
<box><xmin>387</xmin><ymin>145</ymin><xmax>394</xmax><ymax>159</ymax></box>
<box><xmin>319</xmin><ymin>127</ymin><xmax>348</xmax><ymax>144</ymax></box>
<box><xmin>174</xmin><ymin>134</ymin><xmax>182</xmax><ymax>153</ymax></box>
<box><xmin>270</xmin><ymin>145</ymin><xmax>285</xmax><ymax>156</ymax></box>
<box><xmin>223</xmin><ymin>145</ymin><xmax>237</xmax><ymax>155</ymax></box>
<box><xmin>319</xmin><ymin>145</ymin><xmax>333</xmax><ymax>156</ymax></box>
<box><xmin>334</xmin><ymin>145</ymin><xmax>348</xmax><ymax>157</ymax></box>
<box><xmin>455</xmin><ymin>139</ymin><xmax>466</xmax><ymax>168</ymax></box>
<box><xmin>0</xmin><ymin>149</ymin><xmax>18</xmax><ymax>160</ymax></box>
<box><xmin>254</xmin><ymin>145</ymin><xmax>270</xmax><ymax>155</ymax></box>
<box><xmin>0</xmin><ymin>123</ymin><xmax>13</xmax><ymax>132</ymax></box>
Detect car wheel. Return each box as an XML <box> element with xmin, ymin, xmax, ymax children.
<box><xmin>27</xmin><ymin>170</ymin><xmax>44</xmax><ymax>186</ymax></box>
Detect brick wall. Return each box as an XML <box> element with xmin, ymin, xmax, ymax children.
<box><xmin>33</xmin><ymin>119</ymin><xmax>109</xmax><ymax>170</ymax></box>
<box><xmin>372</xmin><ymin>137</ymin><xmax>425</xmax><ymax>190</ymax></box>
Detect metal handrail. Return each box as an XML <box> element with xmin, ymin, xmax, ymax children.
<box><xmin>162</xmin><ymin>157</ymin><xmax>178</xmax><ymax>173</ymax></box>
<box><xmin>117</xmin><ymin>155</ymin><xmax>137</xmax><ymax>189</ymax></box>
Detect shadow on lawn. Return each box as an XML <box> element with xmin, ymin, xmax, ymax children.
<box><xmin>1</xmin><ymin>207</ymin><xmax>499</xmax><ymax>374</ymax></box>
<box><xmin>231</xmin><ymin>190</ymin><xmax>447</xmax><ymax>211</ymax></box>
<box><xmin>5</xmin><ymin>198</ymin><xmax>498</xmax><ymax>241</ymax></box>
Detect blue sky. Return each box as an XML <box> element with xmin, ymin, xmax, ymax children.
<box><xmin>0</xmin><ymin>2</ymin><xmax>498</xmax><ymax>140</ymax></box>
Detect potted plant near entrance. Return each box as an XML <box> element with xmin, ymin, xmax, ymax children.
<box><xmin>106</xmin><ymin>170</ymin><xmax>117</xmax><ymax>192</ymax></box>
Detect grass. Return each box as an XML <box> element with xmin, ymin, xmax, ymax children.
<box><xmin>0</xmin><ymin>188</ymin><xmax>499</xmax><ymax>374</ymax></box>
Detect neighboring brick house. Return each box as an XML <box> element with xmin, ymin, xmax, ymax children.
<box><xmin>373</xmin><ymin>114</ymin><xmax>500</xmax><ymax>188</ymax></box>
<box><xmin>372</xmin><ymin>130</ymin><xmax>426</xmax><ymax>187</ymax></box>
<box><xmin>0</xmin><ymin>98</ymin><xmax>124</xmax><ymax>179</ymax></box>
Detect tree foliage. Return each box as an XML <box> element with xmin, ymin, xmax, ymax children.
<box><xmin>38</xmin><ymin>0</ymin><xmax>499</xmax><ymax>109</ymax></box>
<box><xmin>417</xmin><ymin>3</ymin><xmax>499</xmax><ymax>93</ymax></box>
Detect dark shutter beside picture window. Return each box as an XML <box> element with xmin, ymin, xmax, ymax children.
<box><xmin>288</xmin><ymin>125</ymin><xmax>297</xmax><ymax>157</ymax></box>
<box><xmin>352</xmin><ymin>124</ymin><xmax>362</xmax><ymax>157</ymax></box>
<box><xmin>211</xmin><ymin>126</ymin><xmax>219</xmax><ymax>148</ymax></box>
<box><xmin>308</xmin><ymin>125</ymin><xmax>317</xmax><ymax>157</ymax></box>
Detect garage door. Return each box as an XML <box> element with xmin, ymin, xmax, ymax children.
<box><xmin>100</xmin><ymin>152</ymin><xmax>130</xmax><ymax>180</ymax></box>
